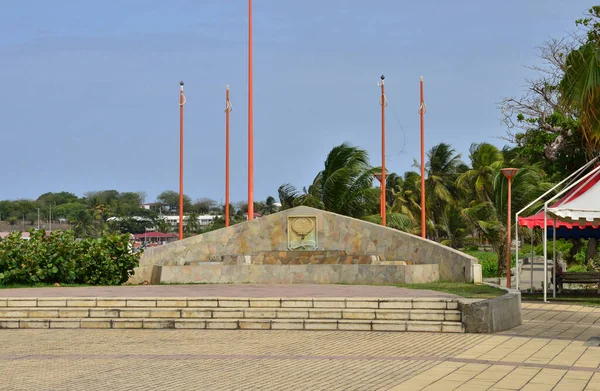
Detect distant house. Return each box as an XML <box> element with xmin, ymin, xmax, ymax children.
<box><xmin>134</xmin><ymin>232</ymin><xmax>177</xmax><ymax>245</ymax></box>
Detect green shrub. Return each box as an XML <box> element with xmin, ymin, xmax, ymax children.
<box><xmin>567</xmin><ymin>264</ymin><xmax>587</xmax><ymax>272</ymax></box>
<box><xmin>0</xmin><ymin>230</ymin><xmax>141</xmax><ymax>286</ymax></box>
<box><xmin>464</xmin><ymin>245</ymin><xmax>479</xmax><ymax>252</ymax></box>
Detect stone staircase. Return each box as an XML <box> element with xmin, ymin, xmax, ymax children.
<box><xmin>0</xmin><ymin>297</ymin><xmax>464</xmax><ymax>332</ymax></box>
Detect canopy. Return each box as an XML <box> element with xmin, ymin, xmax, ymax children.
<box><xmin>518</xmin><ymin>167</ymin><xmax>600</xmax><ymax>229</ymax></box>
<box><xmin>548</xmin><ymin>178</ymin><xmax>600</xmax><ymax>224</ymax></box>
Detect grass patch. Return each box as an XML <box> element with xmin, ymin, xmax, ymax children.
<box><xmin>397</xmin><ymin>282</ymin><xmax>505</xmax><ymax>299</ymax></box>
<box><xmin>522</xmin><ymin>293</ymin><xmax>600</xmax><ymax>307</ymax></box>
<box><xmin>0</xmin><ymin>283</ymin><xmax>92</xmax><ymax>289</ymax></box>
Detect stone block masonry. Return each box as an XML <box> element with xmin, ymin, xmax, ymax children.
<box><xmin>129</xmin><ymin>206</ymin><xmax>479</xmax><ymax>285</ymax></box>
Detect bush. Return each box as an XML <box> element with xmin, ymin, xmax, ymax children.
<box><xmin>567</xmin><ymin>264</ymin><xmax>587</xmax><ymax>272</ymax></box>
<box><xmin>0</xmin><ymin>230</ymin><xmax>141</xmax><ymax>286</ymax></box>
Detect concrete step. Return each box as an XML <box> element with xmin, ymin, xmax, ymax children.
<box><xmin>0</xmin><ymin>307</ymin><xmax>462</xmax><ymax>322</ymax></box>
<box><xmin>0</xmin><ymin>297</ymin><xmax>459</xmax><ymax>310</ymax></box>
<box><xmin>0</xmin><ymin>318</ymin><xmax>465</xmax><ymax>333</ymax></box>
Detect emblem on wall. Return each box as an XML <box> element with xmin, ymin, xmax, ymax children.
<box><xmin>287</xmin><ymin>216</ymin><xmax>318</xmax><ymax>250</ymax></box>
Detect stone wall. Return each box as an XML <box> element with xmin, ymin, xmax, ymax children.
<box><xmin>129</xmin><ymin>206</ymin><xmax>478</xmax><ymax>285</ymax></box>
<box><xmin>156</xmin><ymin>264</ymin><xmax>439</xmax><ymax>285</ymax></box>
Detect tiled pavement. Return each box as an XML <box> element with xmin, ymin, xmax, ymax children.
<box><xmin>0</xmin><ymin>302</ymin><xmax>599</xmax><ymax>390</ymax></box>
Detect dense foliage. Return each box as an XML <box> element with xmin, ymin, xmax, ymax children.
<box><xmin>0</xmin><ymin>230</ymin><xmax>141</xmax><ymax>286</ymax></box>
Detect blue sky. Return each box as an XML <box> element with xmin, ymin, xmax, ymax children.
<box><xmin>0</xmin><ymin>0</ymin><xmax>593</xmax><ymax>204</ymax></box>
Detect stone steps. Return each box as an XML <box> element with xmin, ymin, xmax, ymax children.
<box><xmin>0</xmin><ymin>318</ymin><xmax>464</xmax><ymax>332</ymax></box>
<box><xmin>0</xmin><ymin>297</ymin><xmax>464</xmax><ymax>332</ymax></box>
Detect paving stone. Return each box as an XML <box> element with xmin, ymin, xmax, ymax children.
<box><xmin>379</xmin><ymin>300</ymin><xmax>412</xmax><ymax>309</ymax></box>
<box><xmin>406</xmin><ymin>321</ymin><xmax>442</xmax><ymax>332</ymax></box>
<box><xmin>0</xmin><ymin>320</ymin><xmax>19</xmax><ymax>328</ymax></box>
<box><xmin>206</xmin><ymin>320</ymin><xmax>239</xmax><ymax>329</ymax></box>
<box><xmin>19</xmin><ymin>319</ymin><xmax>50</xmax><ymax>329</ymax></box>
<box><xmin>239</xmin><ymin>320</ymin><xmax>271</xmax><ymax>330</ymax></box>
<box><xmin>249</xmin><ymin>299</ymin><xmax>281</xmax><ymax>308</ymax></box>
<box><xmin>125</xmin><ymin>299</ymin><xmax>156</xmax><ymax>308</ymax></box>
<box><xmin>243</xmin><ymin>309</ymin><xmax>277</xmax><ymax>319</ymax></box>
<box><xmin>345</xmin><ymin>299</ymin><xmax>379</xmax><ymax>309</ymax></box>
<box><xmin>181</xmin><ymin>309</ymin><xmax>212</xmax><ymax>318</ymax></box>
<box><xmin>187</xmin><ymin>299</ymin><xmax>218</xmax><ymax>307</ymax></box>
<box><xmin>66</xmin><ymin>299</ymin><xmax>97</xmax><ymax>307</ymax></box>
<box><xmin>308</xmin><ymin>309</ymin><xmax>342</xmax><ymax>319</ymax></box>
<box><xmin>50</xmin><ymin>320</ymin><xmax>81</xmax><ymax>329</ymax></box>
<box><xmin>271</xmin><ymin>320</ymin><xmax>304</xmax><ymax>330</ymax></box>
<box><xmin>304</xmin><ymin>320</ymin><xmax>338</xmax><ymax>330</ymax></box>
<box><xmin>0</xmin><ymin>309</ymin><xmax>29</xmax><ymax>318</ymax></box>
<box><xmin>218</xmin><ymin>299</ymin><xmax>250</xmax><ymax>308</ymax></box>
<box><xmin>149</xmin><ymin>309</ymin><xmax>181</xmax><ymax>318</ymax></box>
<box><xmin>338</xmin><ymin>321</ymin><xmax>372</xmax><ymax>331</ymax></box>
<box><xmin>143</xmin><ymin>319</ymin><xmax>175</xmax><ymax>329</ymax></box>
<box><xmin>281</xmin><ymin>299</ymin><xmax>313</xmax><ymax>308</ymax></box>
<box><xmin>59</xmin><ymin>309</ymin><xmax>89</xmax><ymax>318</ymax></box>
<box><xmin>174</xmin><ymin>320</ymin><xmax>206</xmax><ymax>329</ymax></box>
<box><xmin>29</xmin><ymin>309</ymin><xmax>60</xmax><ymax>318</ymax></box>
<box><xmin>80</xmin><ymin>319</ymin><xmax>112</xmax><ymax>329</ymax></box>
<box><xmin>112</xmin><ymin>320</ymin><xmax>143</xmax><ymax>329</ymax></box>
<box><xmin>7</xmin><ymin>299</ymin><xmax>37</xmax><ymax>307</ymax></box>
<box><xmin>89</xmin><ymin>309</ymin><xmax>119</xmax><ymax>318</ymax></box>
<box><xmin>37</xmin><ymin>299</ymin><xmax>67</xmax><ymax>307</ymax></box>
<box><xmin>96</xmin><ymin>299</ymin><xmax>127</xmax><ymax>307</ymax></box>
<box><xmin>342</xmin><ymin>310</ymin><xmax>376</xmax><ymax>320</ymax></box>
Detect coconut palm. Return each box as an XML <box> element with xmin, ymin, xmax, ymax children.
<box><xmin>462</xmin><ymin>161</ymin><xmax>553</xmax><ymax>276</ymax></box>
<box><xmin>457</xmin><ymin>143</ymin><xmax>504</xmax><ymax>203</ymax></box>
<box><xmin>277</xmin><ymin>143</ymin><xmax>379</xmax><ymax>218</ymax></box>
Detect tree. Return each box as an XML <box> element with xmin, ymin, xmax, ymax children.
<box><xmin>193</xmin><ymin>198</ymin><xmax>217</xmax><ymax>214</ymax></box>
<box><xmin>37</xmin><ymin>192</ymin><xmax>79</xmax><ymax>206</ymax></box>
<box><xmin>559</xmin><ymin>6</ymin><xmax>600</xmax><ymax>150</ymax></box>
<box><xmin>156</xmin><ymin>190</ymin><xmax>192</xmax><ymax>213</ymax></box>
<box><xmin>261</xmin><ymin>196</ymin><xmax>279</xmax><ymax>215</ymax></box>
<box><xmin>457</xmin><ymin>143</ymin><xmax>504</xmax><ymax>203</ymax></box>
<box><xmin>278</xmin><ymin>143</ymin><xmax>379</xmax><ymax>218</ymax></box>
<box><xmin>185</xmin><ymin>211</ymin><xmax>200</xmax><ymax>233</ymax></box>
<box><xmin>462</xmin><ymin>155</ymin><xmax>553</xmax><ymax>276</ymax></box>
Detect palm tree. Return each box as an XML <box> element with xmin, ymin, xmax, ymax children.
<box><xmin>185</xmin><ymin>211</ymin><xmax>200</xmax><ymax>233</ymax></box>
<box><xmin>261</xmin><ymin>196</ymin><xmax>279</xmax><ymax>215</ymax></box>
<box><xmin>457</xmin><ymin>143</ymin><xmax>504</xmax><ymax>203</ymax></box>
<box><xmin>413</xmin><ymin>143</ymin><xmax>464</xmax><ymax>239</ymax></box>
<box><xmin>462</xmin><ymin>160</ymin><xmax>553</xmax><ymax>276</ymax></box>
<box><xmin>559</xmin><ymin>41</ymin><xmax>600</xmax><ymax>149</ymax></box>
<box><xmin>278</xmin><ymin>143</ymin><xmax>379</xmax><ymax>218</ymax></box>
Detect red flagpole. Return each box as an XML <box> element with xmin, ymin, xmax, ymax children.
<box><xmin>179</xmin><ymin>81</ymin><xmax>185</xmax><ymax>240</ymax></box>
<box><xmin>420</xmin><ymin>77</ymin><xmax>426</xmax><ymax>239</ymax></box>
<box><xmin>247</xmin><ymin>0</ymin><xmax>254</xmax><ymax>221</ymax></box>
<box><xmin>380</xmin><ymin>75</ymin><xmax>386</xmax><ymax>226</ymax></box>
<box><xmin>225</xmin><ymin>85</ymin><xmax>231</xmax><ymax>227</ymax></box>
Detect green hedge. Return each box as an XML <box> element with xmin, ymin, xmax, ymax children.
<box><xmin>0</xmin><ymin>230</ymin><xmax>141</xmax><ymax>286</ymax></box>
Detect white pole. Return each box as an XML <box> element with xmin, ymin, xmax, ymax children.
<box><xmin>515</xmin><ymin>211</ymin><xmax>519</xmax><ymax>290</ymax></box>
<box><xmin>553</xmin><ymin>218</ymin><xmax>557</xmax><ymax>299</ymax></box>
<box><xmin>515</xmin><ymin>157</ymin><xmax>598</xmax><ymax>287</ymax></box>
<box><xmin>530</xmin><ymin>229</ymin><xmax>534</xmax><ymax>293</ymax></box>
<box><xmin>49</xmin><ymin>205</ymin><xmax>52</xmax><ymax>232</ymax></box>
<box><xmin>543</xmin><ymin>202</ymin><xmax>548</xmax><ymax>303</ymax></box>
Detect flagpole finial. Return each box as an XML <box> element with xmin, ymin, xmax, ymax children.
<box><xmin>226</xmin><ymin>85</ymin><xmax>230</xmax><ymax>90</ymax></box>
<box><xmin>420</xmin><ymin>76</ymin><xmax>423</xmax><ymax>81</ymax></box>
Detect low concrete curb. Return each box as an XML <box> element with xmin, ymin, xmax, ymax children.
<box><xmin>458</xmin><ymin>283</ymin><xmax>521</xmax><ymax>333</ymax></box>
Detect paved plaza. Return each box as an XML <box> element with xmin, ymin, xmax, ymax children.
<box><xmin>0</xmin><ymin>301</ymin><xmax>598</xmax><ymax>390</ymax></box>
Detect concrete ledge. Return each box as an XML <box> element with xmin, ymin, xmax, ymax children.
<box><xmin>156</xmin><ymin>264</ymin><xmax>440</xmax><ymax>285</ymax></box>
<box><xmin>458</xmin><ymin>283</ymin><xmax>521</xmax><ymax>333</ymax></box>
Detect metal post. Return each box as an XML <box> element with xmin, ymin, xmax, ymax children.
<box><xmin>247</xmin><ymin>0</ymin><xmax>254</xmax><ymax>221</ymax></box>
<box><xmin>225</xmin><ymin>85</ymin><xmax>232</xmax><ymax>227</ymax></box>
<box><xmin>515</xmin><ymin>210</ymin><xmax>519</xmax><ymax>290</ymax></box>
<box><xmin>419</xmin><ymin>77</ymin><xmax>426</xmax><ymax>238</ymax></box>
<box><xmin>553</xmin><ymin>218</ymin><xmax>557</xmax><ymax>299</ymax></box>
<box><xmin>530</xmin><ymin>229</ymin><xmax>534</xmax><ymax>293</ymax></box>
<box><xmin>507</xmin><ymin>176</ymin><xmax>513</xmax><ymax>288</ymax></box>
<box><xmin>380</xmin><ymin>75</ymin><xmax>386</xmax><ymax>226</ymax></box>
<box><xmin>543</xmin><ymin>203</ymin><xmax>548</xmax><ymax>302</ymax></box>
<box><xmin>179</xmin><ymin>81</ymin><xmax>185</xmax><ymax>240</ymax></box>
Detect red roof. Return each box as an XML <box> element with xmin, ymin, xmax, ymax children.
<box><xmin>134</xmin><ymin>232</ymin><xmax>177</xmax><ymax>239</ymax></box>
<box><xmin>519</xmin><ymin>167</ymin><xmax>600</xmax><ymax>229</ymax></box>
